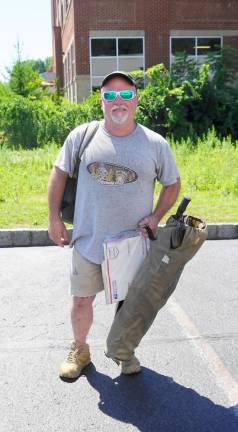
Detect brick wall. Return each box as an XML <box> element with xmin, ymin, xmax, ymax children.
<box><xmin>52</xmin><ymin>0</ymin><xmax>238</xmax><ymax>84</ymax></box>
<box><xmin>72</xmin><ymin>0</ymin><xmax>238</xmax><ymax>73</ymax></box>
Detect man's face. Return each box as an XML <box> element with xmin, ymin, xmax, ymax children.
<box><xmin>100</xmin><ymin>77</ymin><xmax>138</xmax><ymax>127</ymax></box>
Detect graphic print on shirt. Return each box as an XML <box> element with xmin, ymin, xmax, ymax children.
<box><xmin>87</xmin><ymin>162</ymin><xmax>138</xmax><ymax>185</ymax></box>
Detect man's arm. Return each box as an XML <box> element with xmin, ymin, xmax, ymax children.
<box><xmin>48</xmin><ymin>166</ymin><xmax>69</xmax><ymax>247</ymax></box>
<box><xmin>138</xmin><ymin>178</ymin><xmax>181</xmax><ymax>236</ymax></box>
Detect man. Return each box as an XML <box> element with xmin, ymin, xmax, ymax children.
<box><xmin>48</xmin><ymin>71</ymin><xmax>180</xmax><ymax>379</ymax></box>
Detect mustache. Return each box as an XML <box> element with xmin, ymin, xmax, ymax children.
<box><xmin>111</xmin><ymin>105</ymin><xmax>128</xmax><ymax>112</ymax></box>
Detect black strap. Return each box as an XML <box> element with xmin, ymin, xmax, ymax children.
<box><xmin>72</xmin><ymin>120</ymin><xmax>100</xmax><ymax>177</ymax></box>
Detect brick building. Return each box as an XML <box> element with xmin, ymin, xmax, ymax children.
<box><xmin>51</xmin><ymin>0</ymin><xmax>238</xmax><ymax>102</ymax></box>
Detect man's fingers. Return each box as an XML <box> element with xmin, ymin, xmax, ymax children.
<box><xmin>57</xmin><ymin>229</ymin><xmax>69</xmax><ymax>246</ymax></box>
<box><xmin>48</xmin><ymin>226</ymin><xmax>68</xmax><ymax>247</ymax></box>
<box><xmin>51</xmin><ymin>233</ymin><xmax>64</xmax><ymax>247</ymax></box>
<box><xmin>138</xmin><ymin>225</ymin><xmax>149</xmax><ymax>238</ymax></box>
<box><xmin>138</xmin><ymin>215</ymin><xmax>158</xmax><ymax>240</ymax></box>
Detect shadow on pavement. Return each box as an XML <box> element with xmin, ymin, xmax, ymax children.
<box><xmin>83</xmin><ymin>363</ymin><xmax>238</xmax><ymax>432</ymax></box>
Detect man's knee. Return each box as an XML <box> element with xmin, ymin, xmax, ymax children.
<box><xmin>72</xmin><ymin>295</ymin><xmax>95</xmax><ymax>309</ymax></box>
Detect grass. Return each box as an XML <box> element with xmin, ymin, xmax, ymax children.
<box><xmin>0</xmin><ymin>143</ymin><xmax>57</xmax><ymax>228</ymax></box>
<box><xmin>159</xmin><ymin>130</ymin><xmax>238</xmax><ymax>223</ymax></box>
<box><xmin>0</xmin><ymin>130</ymin><xmax>237</xmax><ymax>229</ymax></box>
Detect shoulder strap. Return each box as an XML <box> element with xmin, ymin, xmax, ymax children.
<box><xmin>73</xmin><ymin>120</ymin><xmax>100</xmax><ymax>177</ymax></box>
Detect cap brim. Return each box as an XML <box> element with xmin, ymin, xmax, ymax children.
<box><xmin>101</xmin><ymin>71</ymin><xmax>136</xmax><ymax>88</ymax></box>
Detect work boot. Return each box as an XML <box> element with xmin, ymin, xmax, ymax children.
<box><xmin>59</xmin><ymin>341</ymin><xmax>91</xmax><ymax>379</ymax></box>
<box><xmin>120</xmin><ymin>355</ymin><xmax>141</xmax><ymax>375</ymax></box>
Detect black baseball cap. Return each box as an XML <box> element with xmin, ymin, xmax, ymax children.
<box><xmin>101</xmin><ymin>71</ymin><xmax>136</xmax><ymax>88</ymax></box>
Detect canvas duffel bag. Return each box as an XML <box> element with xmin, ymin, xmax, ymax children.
<box><xmin>105</xmin><ymin>206</ymin><xmax>208</xmax><ymax>363</ymax></box>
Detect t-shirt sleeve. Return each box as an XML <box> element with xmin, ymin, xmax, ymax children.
<box><xmin>155</xmin><ymin>136</ymin><xmax>180</xmax><ymax>186</ymax></box>
<box><xmin>54</xmin><ymin>125</ymin><xmax>86</xmax><ymax>177</ymax></box>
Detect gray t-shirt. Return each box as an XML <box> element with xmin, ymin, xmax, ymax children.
<box><xmin>55</xmin><ymin>122</ymin><xmax>179</xmax><ymax>264</ymax></box>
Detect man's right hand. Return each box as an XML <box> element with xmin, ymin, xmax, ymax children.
<box><xmin>48</xmin><ymin>166</ymin><xmax>69</xmax><ymax>247</ymax></box>
<box><xmin>48</xmin><ymin>217</ymin><xmax>69</xmax><ymax>247</ymax></box>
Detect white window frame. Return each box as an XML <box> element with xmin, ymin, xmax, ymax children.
<box><xmin>62</xmin><ymin>38</ymin><xmax>76</xmax><ymax>101</ymax></box>
<box><xmin>60</xmin><ymin>1</ymin><xmax>64</xmax><ymax>26</ymax></box>
<box><xmin>169</xmin><ymin>36</ymin><xmax>223</xmax><ymax>68</ymax></box>
<box><xmin>64</xmin><ymin>56</ymin><xmax>68</xmax><ymax>86</ymax></box>
<box><xmin>67</xmin><ymin>50</ymin><xmax>71</xmax><ymax>84</ymax></box>
<box><xmin>89</xmin><ymin>36</ymin><xmax>145</xmax><ymax>91</ymax></box>
<box><xmin>71</xmin><ymin>40</ymin><xmax>75</xmax><ymax>80</ymax></box>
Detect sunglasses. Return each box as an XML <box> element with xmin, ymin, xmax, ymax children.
<box><xmin>102</xmin><ymin>90</ymin><xmax>136</xmax><ymax>102</ymax></box>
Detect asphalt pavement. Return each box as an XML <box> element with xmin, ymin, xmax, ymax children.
<box><xmin>0</xmin><ymin>240</ymin><xmax>238</xmax><ymax>432</ymax></box>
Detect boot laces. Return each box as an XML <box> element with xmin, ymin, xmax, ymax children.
<box><xmin>66</xmin><ymin>348</ymin><xmax>81</xmax><ymax>363</ymax></box>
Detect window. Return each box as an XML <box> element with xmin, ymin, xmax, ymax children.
<box><xmin>71</xmin><ymin>41</ymin><xmax>75</xmax><ymax>79</ymax></box>
<box><xmin>196</xmin><ymin>38</ymin><xmax>221</xmax><ymax>56</ymax></box>
<box><xmin>90</xmin><ymin>36</ymin><xmax>144</xmax><ymax>89</ymax></box>
<box><xmin>63</xmin><ymin>42</ymin><xmax>76</xmax><ymax>101</ymax></box>
<box><xmin>63</xmin><ymin>61</ymin><xmax>66</xmax><ymax>86</ymax></box>
<box><xmin>172</xmin><ymin>38</ymin><xmax>195</xmax><ymax>56</ymax></box>
<box><xmin>58</xmin><ymin>0</ymin><xmax>70</xmax><ymax>26</ymax></box>
<box><xmin>171</xmin><ymin>36</ymin><xmax>222</xmax><ymax>65</ymax></box>
<box><xmin>91</xmin><ymin>39</ymin><xmax>116</xmax><ymax>57</ymax></box>
<box><xmin>65</xmin><ymin>56</ymin><xmax>68</xmax><ymax>85</ymax></box>
<box><xmin>118</xmin><ymin>38</ymin><xmax>143</xmax><ymax>56</ymax></box>
<box><xmin>68</xmin><ymin>51</ymin><xmax>72</xmax><ymax>83</ymax></box>
<box><xmin>61</xmin><ymin>1</ymin><xmax>64</xmax><ymax>26</ymax></box>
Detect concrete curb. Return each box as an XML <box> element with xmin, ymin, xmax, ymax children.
<box><xmin>0</xmin><ymin>224</ymin><xmax>237</xmax><ymax>247</ymax></box>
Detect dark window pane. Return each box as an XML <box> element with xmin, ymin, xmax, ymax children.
<box><xmin>172</xmin><ymin>38</ymin><xmax>195</xmax><ymax>56</ymax></box>
<box><xmin>91</xmin><ymin>39</ymin><xmax>116</xmax><ymax>56</ymax></box>
<box><xmin>118</xmin><ymin>38</ymin><xmax>143</xmax><ymax>55</ymax></box>
<box><xmin>197</xmin><ymin>38</ymin><xmax>221</xmax><ymax>55</ymax></box>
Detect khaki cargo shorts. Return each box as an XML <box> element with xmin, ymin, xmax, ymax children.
<box><xmin>70</xmin><ymin>248</ymin><xmax>104</xmax><ymax>297</ymax></box>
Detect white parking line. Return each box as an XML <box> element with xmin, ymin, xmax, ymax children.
<box><xmin>168</xmin><ymin>298</ymin><xmax>238</xmax><ymax>407</ymax></box>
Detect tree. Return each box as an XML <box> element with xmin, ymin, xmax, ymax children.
<box><xmin>31</xmin><ymin>57</ymin><xmax>53</xmax><ymax>74</ymax></box>
<box><xmin>8</xmin><ymin>41</ymin><xmax>43</xmax><ymax>98</ymax></box>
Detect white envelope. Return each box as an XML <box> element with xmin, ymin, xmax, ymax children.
<box><xmin>102</xmin><ymin>230</ymin><xmax>150</xmax><ymax>304</ymax></box>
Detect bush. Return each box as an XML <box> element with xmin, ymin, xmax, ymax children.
<box><xmin>1</xmin><ymin>44</ymin><xmax>237</xmax><ymax>148</ymax></box>
<box><xmin>0</xmin><ymin>91</ymin><xmax>102</xmax><ymax>148</ymax></box>
<box><xmin>136</xmin><ymin>47</ymin><xmax>238</xmax><ymax>140</ymax></box>
<box><xmin>136</xmin><ymin>63</ymin><xmax>210</xmax><ymax>139</ymax></box>
<box><xmin>0</xmin><ymin>96</ymin><xmax>39</xmax><ymax>148</ymax></box>
<box><xmin>36</xmin><ymin>92</ymin><xmax>102</xmax><ymax>146</ymax></box>
<box><xmin>0</xmin><ymin>82</ymin><xmax>13</xmax><ymax>99</ymax></box>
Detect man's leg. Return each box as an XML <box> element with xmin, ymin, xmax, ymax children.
<box><xmin>59</xmin><ymin>296</ymin><xmax>96</xmax><ymax>379</ymax></box>
<box><xmin>59</xmin><ymin>248</ymin><xmax>104</xmax><ymax>379</ymax></box>
<box><xmin>71</xmin><ymin>295</ymin><xmax>96</xmax><ymax>344</ymax></box>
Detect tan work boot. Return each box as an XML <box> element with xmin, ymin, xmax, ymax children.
<box><xmin>120</xmin><ymin>355</ymin><xmax>141</xmax><ymax>375</ymax></box>
<box><xmin>59</xmin><ymin>341</ymin><xmax>91</xmax><ymax>379</ymax></box>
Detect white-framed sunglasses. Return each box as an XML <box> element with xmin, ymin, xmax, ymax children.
<box><xmin>101</xmin><ymin>89</ymin><xmax>136</xmax><ymax>102</ymax></box>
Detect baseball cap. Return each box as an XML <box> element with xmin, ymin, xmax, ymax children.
<box><xmin>101</xmin><ymin>71</ymin><xmax>136</xmax><ymax>88</ymax></box>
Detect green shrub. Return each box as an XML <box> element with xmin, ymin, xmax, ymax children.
<box><xmin>0</xmin><ymin>96</ymin><xmax>39</xmax><ymax>148</ymax></box>
<box><xmin>36</xmin><ymin>92</ymin><xmax>102</xmax><ymax>146</ymax></box>
<box><xmin>0</xmin><ymin>82</ymin><xmax>13</xmax><ymax>99</ymax></box>
<box><xmin>1</xmin><ymin>44</ymin><xmax>237</xmax><ymax>148</ymax></box>
<box><xmin>136</xmin><ymin>47</ymin><xmax>238</xmax><ymax>140</ymax></box>
<box><xmin>0</xmin><ymin>91</ymin><xmax>102</xmax><ymax>148</ymax></box>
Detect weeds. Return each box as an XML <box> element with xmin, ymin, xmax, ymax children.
<box><xmin>0</xmin><ymin>131</ymin><xmax>237</xmax><ymax>228</ymax></box>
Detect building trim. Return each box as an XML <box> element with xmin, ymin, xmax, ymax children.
<box><xmin>90</xmin><ymin>30</ymin><xmax>145</xmax><ymax>37</ymax></box>
<box><xmin>170</xmin><ymin>30</ymin><xmax>238</xmax><ymax>37</ymax></box>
